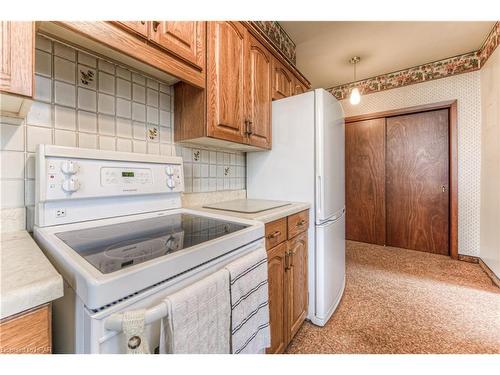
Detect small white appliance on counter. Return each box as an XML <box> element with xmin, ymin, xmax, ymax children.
<box><xmin>247</xmin><ymin>89</ymin><xmax>345</xmax><ymax>326</ymax></box>
<box><xmin>34</xmin><ymin>145</ymin><xmax>264</xmax><ymax>353</ymax></box>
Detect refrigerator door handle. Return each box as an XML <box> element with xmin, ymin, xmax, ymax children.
<box><xmin>317</xmin><ymin>175</ymin><xmax>322</xmax><ymax>217</ymax></box>
<box><xmin>317</xmin><ymin>208</ymin><xmax>345</xmax><ymax>227</ymax></box>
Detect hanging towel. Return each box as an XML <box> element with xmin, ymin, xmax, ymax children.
<box><xmin>159</xmin><ymin>269</ymin><xmax>231</xmax><ymax>354</ymax></box>
<box><xmin>122</xmin><ymin>309</ymin><xmax>150</xmax><ymax>354</ymax></box>
<box><xmin>225</xmin><ymin>246</ymin><xmax>271</xmax><ymax>354</ymax></box>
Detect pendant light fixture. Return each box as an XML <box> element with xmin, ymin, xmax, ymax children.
<box><xmin>349</xmin><ymin>56</ymin><xmax>361</xmax><ymax>105</ymax></box>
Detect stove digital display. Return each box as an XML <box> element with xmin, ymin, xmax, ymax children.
<box><xmin>122</xmin><ymin>171</ymin><xmax>135</xmax><ymax>177</ymax></box>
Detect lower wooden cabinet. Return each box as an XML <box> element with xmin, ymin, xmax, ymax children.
<box><xmin>266</xmin><ymin>210</ymin><xmax>309</xmax><ymax>354</ymax></box>
<box><xmin>286</xmin><ymin>231</ymin><xmax>308</xmax><ymax>341</ymax></box>
<box><xmin>0</xmin><ymin>304</ymin><xmax>52</xmax><ymax>354</ymax></box>
<box><xmin>266</xmin><ymin>242</ymin><xmax>288</xmax><ymax>354</ymax></box>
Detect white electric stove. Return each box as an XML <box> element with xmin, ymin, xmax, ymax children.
<box><xmin>33</xmin><ymin>145</ymin><xmax>264</xmax><ymax>354</ymax></box>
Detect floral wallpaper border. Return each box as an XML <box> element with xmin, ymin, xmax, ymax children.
<box><xmin>251</xmin><ymin>21</ymin><xmax>296</xmax><ymax>65</ymax></box>
<box><xmin>478</xmin><ymin>21</ymin><xmax>500</xmax><ymax>67</ymax></box>
<box><xmin>329</xmin><ymin>21</ymin><xmax>499</xmax><ymax>101</ymax></box>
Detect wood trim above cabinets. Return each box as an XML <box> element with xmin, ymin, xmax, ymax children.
<box><xmin>243</xmin><ymin>21</ymin><xmax>310</xmax><ymax>88</ymax></box>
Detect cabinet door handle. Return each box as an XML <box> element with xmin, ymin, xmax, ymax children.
<box><xmin>285</xmin><ymin>250</ymin><xmax>291</xmax><ymax>270</ymax></box>
<box><xmin>140</xmin><ymin>21</ymin><xmax>146</xmax><ymax>25</ymax></box>
<box><xmin>267</xmin><ymin>230</ymin><xmax>281</xmax><ymax>240</ymax></box>
<box><xmin>296</xmin><ymin>219</ymin><xmax>306</xmax><ymax>227</ymax></box>
<box><xmin>244</xmin><ymin>119</ymin><xmax>253</xmax><ymax>135</ymax></box>
<box><xmin>152</xmin><ymin>21</ymin><xmax>160</xmax><ymax>32</ymax></box>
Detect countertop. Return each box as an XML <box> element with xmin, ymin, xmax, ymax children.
<box><xmin>0</xmin><ymin>231</ymin><xmax>63</xmax><ymax>320</ymax></box>
<box><xmin>193</xmin><ymin>199</ymin><xmax>311</xmax><ymax>224</ymax></box>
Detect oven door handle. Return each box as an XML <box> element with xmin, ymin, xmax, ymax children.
<box><xmin>104</xmin><ymin>302</ymin><xmax>169</xmax><ymax>332</ymax></box>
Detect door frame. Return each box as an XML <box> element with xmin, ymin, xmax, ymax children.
<box><xmin>345</xmin><ymin>100</ymin><xmax>458</xmax><ymax>259</ymax></box>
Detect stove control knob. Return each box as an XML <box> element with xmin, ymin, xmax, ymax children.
<box><xmin>61</xmin><ymin>160</ymin><xmax>79</xmax><ymax>175</ymax></box>
<box><xmin>167</xmin><ymin>178</ymin><xmax>175</xmax><ymax>189</ymax></box>
<box><xmin>165</xmin><ymin>165</ymin><xmax>174</xmax><ymax>176</ymax></box>
<box><xmin>62</xmin><ymin>178</ymin><xmax>80</xmax><ymax>193</ymax></box>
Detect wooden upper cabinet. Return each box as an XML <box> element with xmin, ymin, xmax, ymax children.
<box><xmin>149</xmin><ymin>21</ymin><xmax>205</xmax><ymax>70</ymax></box>
<box><xmin>246</xmin><ymin>34</ymin><xmax>272</xmax><ymax>149</ymax></box>
<box><xmin>293</xmin><ymin>77</ymin><xmax>307</xmax><ymax>96</ymax></box>
<box><xmin>206</xmin><ymin>21</ymin><xmax>247</xmax><ymax>144</ymax></box>
<box><xmin>286</xmin><ymin>231</ymin><xmax>308</xmax><ymax>342</ymax></box>
<box><xmin>0</xmin><ymin>21</ymin><xmax>34</xmax><ymax>98</ymax></box>
<box><xmin>173</xmin><ymin>21</ymin><xmax>311</xmax><ymax>151</ymax></box>
<box><xmin>114</xmin><ymin>21</ymin><xmax>149</xmax><ymax>38</ymax></box>
<box><xmin>272</xmin><ymin>57</ymin><xmax>293</xmax><ymax>100</ymax></box>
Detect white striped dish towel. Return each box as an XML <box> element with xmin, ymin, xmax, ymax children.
<box><xmin>225</xmin><ymin>246</ymin><xmax>270</xmax><ymax>354</ymax></box>
<box><xmin>159</xmin><ymin>268</ymin><xmax>231</xmax><ymax>354</ymax></box>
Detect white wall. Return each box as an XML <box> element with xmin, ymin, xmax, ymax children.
<box><xmin>339</xmin><ymin>71</ymin><xmax>482</xmax><ymax>256</ymax></box>
<box><xmin>480</xmin><ymin>47</ymin><xmax>500</xmax><ymax>277</ymax></box>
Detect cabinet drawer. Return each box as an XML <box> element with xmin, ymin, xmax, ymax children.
<box><xmin>0</xmin><ymin>304</ymin><xmax>51</xmax><ymax>354</ymax></box>
<box><xmin>265</xmin><ymin>217</ymin><xmax>287</xmax><ymax>250</ymax></box>
<box><xmin>287</xmin><ymin>210</ymin><xmax>309</xmax><ymax>239</ymax></box>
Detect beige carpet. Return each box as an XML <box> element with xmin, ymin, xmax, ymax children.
<box><xmin>286</xmin><ymin>241</ymin><xmax>500</xmax><ymax>354</ymax></box>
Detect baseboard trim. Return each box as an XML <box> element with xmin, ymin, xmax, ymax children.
<box><xmin>457</xmin><ymin>254</ymin><xmax>479</xmax><ymax>263</ymax></box>
<box><xmin>458</xmin><ymin>254</ymin><xmax>500</xmax><ymax>288</ymax></box>
<box><xmin>478</xmin><ymin>259</ymin><xmax>500</xmax><ymax>288</ymax></box>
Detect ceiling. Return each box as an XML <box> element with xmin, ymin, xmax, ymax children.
<box><xmin>280</xmin><ymin>21</ymin><xmax>495</xmax><ymax>89</ymax></box>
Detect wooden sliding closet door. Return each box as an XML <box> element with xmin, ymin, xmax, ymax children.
<box><xmin>345</xmin><ymin>118</ymin><xmax>386</xmax><ymax>245</ymax></box>
<box><xmin>385</xmin><ymin>109</ymin><xmax>450</xmax><ymax>255</ymax></box>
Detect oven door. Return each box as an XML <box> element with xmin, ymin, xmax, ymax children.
<box><xmin>84</xmin><ymin>240</ymin><xmax>263</xmax><ymax>354</ymax></box>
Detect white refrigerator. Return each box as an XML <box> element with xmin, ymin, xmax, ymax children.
<box><xmin>247</xmin><ymin>89</ymin><xmax>345</xmax><ymax>326</ymax></box>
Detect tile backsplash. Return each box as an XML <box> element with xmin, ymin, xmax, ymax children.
<box><xmin>0</xmin><ymin>34</ymin><xmax>246</xmax><ymax>232</ymax></box>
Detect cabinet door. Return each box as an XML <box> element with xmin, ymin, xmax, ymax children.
<box><xmin>114</xmin><ymin>21</ymin><xmax>149</xmax><ymax>38</ymax></box>
<box><xmin>206</xmin><ymin>21</ymin><xmax>247</xmax><ymax>144</ymax></box>
<box><xmin>0</xmin><ymin>304</ymin><xmax>51</xmax><ymax>354</ymax></box>
<box><xmin>266</xmin><ymin>242</ymin><xmax>287</xmax><ymax>354</ymax></box>
<box><xmin>0</xmin><ymin>21</ymin><xmax>33</xmax><ymax>97</ymax></box>
<box><xmin>149</xmin><ymin>21</ymin><xmax>205</xmax><ymax>69</ymax></box>
<box><xmin>246</xmin><ymin>34</ymin><xmax>272</xmax><ymax>149</ymax></box>
<box><xmin>271</xmin><ymin>58</ymin><xmax>293</xmax><ymax>100</ymax></box>
<box><xmin>292</xmin><ymin>78</ymin><xmax>307</xmax><ymax>96</ymax></box>
<box><xmin>286</xmin><ymin>231</ymin><xmax>308</xmax><ymax>343</ymax></box>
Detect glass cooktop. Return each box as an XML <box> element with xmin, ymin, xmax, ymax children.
<box><xmin>55</xmin><ymin>213</ymin><xmax>248</xmax><ymax>274</ymax></box>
